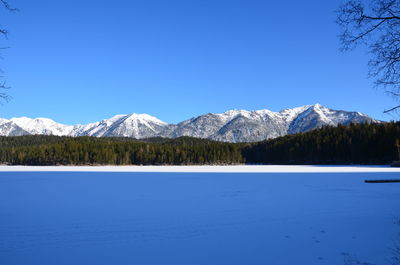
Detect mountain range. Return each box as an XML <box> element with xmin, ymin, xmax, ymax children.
<box><xmin>0</xmin><ymin>104</ymin><xmax>378</xmax><ymax>142</ymax></box>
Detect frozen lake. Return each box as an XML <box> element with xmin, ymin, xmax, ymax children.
<box><xmin>0</xmin><ymin>171</ymin><xmax>399</xmax><ymax>265</ymax></box>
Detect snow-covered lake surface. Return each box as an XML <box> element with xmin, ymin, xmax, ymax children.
<box><xmin>1</xmin><ymin>165</ymin><xmax>400</xmax><ymax>172</ymax></box>
<box><xmin>0</xmin><ymin>171</ymin><xmax>399</xmax><ymax>265</ymax></box>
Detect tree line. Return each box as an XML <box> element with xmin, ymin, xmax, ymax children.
<box><xmin>242</xmin><ymin>122</ymin><xmax>400</xmax><ymax>165</ymax></box>
<box><xmin>0</xmin><ymin>136</ymin><xmax>244</xmax><ymax>165</ymax></box>
<box><xmin>0</xmin><ymin>122</ymin><xmax>398</xmax><ymax>165</ymax></box>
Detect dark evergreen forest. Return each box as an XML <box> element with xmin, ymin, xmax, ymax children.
<box><xmin>0</xmin><ymin>136</ymin><xmax>244</xmax><ymax>165</ymax></box>
<box><xmin>242</xmin><ymin>122</ymin><xmax>400</xmax><ymax>165</ymax></box>
<box><xmin>0</xmin><ymin>122</ymin><xmax>398</xmax><ymax>165</ymax></box>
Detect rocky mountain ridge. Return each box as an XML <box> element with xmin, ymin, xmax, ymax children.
<box><xmin>0</xmin><ymin>104</ymin><xmax>378</xmax><ymax>142</ymax></box>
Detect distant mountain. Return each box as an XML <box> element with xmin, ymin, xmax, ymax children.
<box><xmin>70</xmin><ymin>113</ymin><xmax>168</xmax><ymax>138</ymax></box>
<box><xmin>0</xmin><ymin>104</ymin><xmax>378</xmax><ymax>142</ymax></box>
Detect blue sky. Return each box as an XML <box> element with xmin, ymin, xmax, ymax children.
<box><xmin>0</xmin><ymin>0</ymin><xmax>396</xmax><ymax>124</ymax></box>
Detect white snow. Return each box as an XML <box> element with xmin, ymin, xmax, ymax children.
<box><xmin>0</xmin><ymin>165</ymin><xmax>399</xmax><ymax>172</ymax></box>
<box><xmin>69</xmin><ymin>113</ymin><xmax>168</xmax><ymax>137</ymax></box>
<box><xmin>0</xmin><ymin>117</ymin><xmax>9</xmax><ymax>125</ymax></box>
<box><xmin>0</xmin><ymin>169</ymin><xmax>398</xmax><ymax>265</ymax></box>
<box><xmin>9</xmin><ymin>117</ymin><xmax>73</xmax><ymax>136</ymax></box>
<box><xmin>278</xmin><ymin>104</ymin><xmax>313</xmax><ymax>123</ymax></box>
<box><xmin>0</xmin><ymin>104</ymin><xmax>378</xmax><ymax>142</ymax></box>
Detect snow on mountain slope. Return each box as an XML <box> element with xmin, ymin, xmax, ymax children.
<box><xmin>278</xmin><ymin>105</ymin><xmax>314</xmax><ymax>124</ymax></box>
<box><xmin>287</xmin><ymin>104</ymin><xmax>376</xmax><ymax>134</ymax></box>
<box><xmin>71</xmin><ymin>113</ymin><xmax>168</xmax><ymax>138</ymax></box>
<box><xmin>167</xmin><ymin>110</ymin><xmax>247</xmax><ymax>139</ymax></box>
<box><xmin>0</xmin><ymin>104</ymin><xmax>379</xmax><ymax>142</ymax></box>
<box><xmin>211</xmin><ymin>110</ymin><xmax>288</xmax><ymax>142</ymax></box>
<box><xmin>171</xmin><ymin>104</ymin><xmax>378</xmax><ymax>142</ymax></box>
<box><xmin>98</xmin><ymin>113</ymin><xmax>168</xmax><ymax>138</ymax></box>
<box><xmin>0</xmin><ymin>121</ymin><xmax>30</xmax><ymax>136</ymax></box>
<box><xmin>9</xmin><ymin>117</ymin><xmax>73</xmax><ymax>136</ymax></box>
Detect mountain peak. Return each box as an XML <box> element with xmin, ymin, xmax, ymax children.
<box><xmin>125</xmin><ymin>113</ymin><xmax>167</xmax><ymax>125</ymax></box>
<box><xmin>313</xmin><ymin>103</ymin><xmax>323</xmax><ymax>108</ymax></box>
<box><xmin>0</xmin><ymin>105</ymin><xmax>377</xmax><ymax>142</ymax></box>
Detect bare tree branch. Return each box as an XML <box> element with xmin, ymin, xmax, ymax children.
<box><xmin>362</xmin><ymin>15</ymin><xmax>400</xmax><ymax>19</ymax></box>
<box><xmin>0</xmin><ymin>0</ymin><xmax>16</xmax><ymax>102</ymax></box>
<box><xmin>384</xmin><ymin>104</ymin><xmax>400</xmax><ymax>112</ymax></box>
<box><xmin>0</xmin><ymin>0</ymin><xmax>17</xmax><ymax>12</ymax></box>
<box><xmin>337</xmin><ymin>0</ymin><xmax>400</xmax><ymax>114</ymax></box>
<box><xmin>350</xmin><ymin>19</ymin><xmax>387</xmax><ymax>43</ymax></box>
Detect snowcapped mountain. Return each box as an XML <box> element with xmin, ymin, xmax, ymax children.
<box><xmin>167</xmin><ymin>109</ymin><xmax>289</xmax><ymax>142</ymax></box>
<box><xmin>0</xmin><ymin>114</ymin><xmax>168</xmax><ymax>139</ymax></box>
<box><xmin>0</xmin><ymin>119</ymin><xmax>29</xmax><ymax>136</ymax></box>
<box><xmin>70</xmin><ymin>113</ymin><xmax>168</xmax><ymax>138</ymax></box>
<box><xmin>164</xmin><ymin>104</ymin><xmax>377</xmax><ymax>142</ymax></box>
<box><xmin>0</xmin><ymin>104</ymin><xmax>378</xmax><ymax>142</ymax></box>
<box><xmin>286</xmin><ymin>104</ymin><xmax>373</xmax><ymax>134</ymax></box>
<box><xmin>9</xmin><ymin>117</ymin><xmax>74</xmax><ymax>136</ymax></box>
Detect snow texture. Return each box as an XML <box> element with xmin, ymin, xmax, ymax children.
<box><xmin>0</xmin><ymin>104</ymin><xmax>378</xmax><ymax>142</ymax></box>
<box><xmin>0</xmin><ymin>165</ymin><xmax>399</xmax><ymax>173</ymax></box>
<box><xmin>0</xmin><ymin>171</ymin><xmax>398</xmax><ymax>265</ymax></box>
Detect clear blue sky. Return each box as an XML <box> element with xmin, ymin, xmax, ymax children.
<box><xmin>0</xmin><ymin>0</ymin><xmax>396</xmax><ymax>124</ymax></box>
